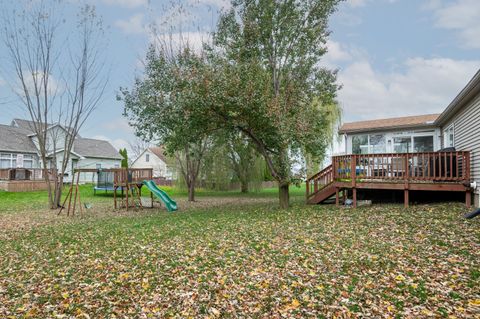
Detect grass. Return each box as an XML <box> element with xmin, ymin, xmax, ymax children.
<box><xmin>0</xmin><ymin>184</ymin><xmax>306</xmax><ymax>214</ymax></box>
<box><xmin>0</xmin><ymin>187</ymin><xmax>479</xmax><ymax>317</ymax></box>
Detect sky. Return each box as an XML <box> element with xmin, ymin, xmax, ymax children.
<box><xmin>0</xmin><ymin>0</ymin><xmax>479</xmax><ymax>153</ymax></box>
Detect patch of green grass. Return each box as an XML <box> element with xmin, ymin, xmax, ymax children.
<box><xmin>0</xmin><ymin>183</ymin><xmax>305</xmax><ymax>214</ymax></box>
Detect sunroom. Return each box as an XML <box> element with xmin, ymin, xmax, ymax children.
<box><xmin>338</xmin><ymin>114</ymin><xmax>442</xmax><ymax>155</ymax></box>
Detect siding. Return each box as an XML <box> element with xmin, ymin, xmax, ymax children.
<box><xmin>443</xmin><ymin>94</ymin><xmax>480</xmax><ymax>193</ymax></box>
<box><xmin>132</xmin><ymin>151</ymin><xmax>172</xmax><ymax>179</ymax></box>
<box><xmin>75</xmin><ymin>157</ymin><xmax>122</xmax><ymax>183</ymax></box>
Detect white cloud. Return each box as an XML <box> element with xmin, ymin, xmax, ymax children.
<box><xmin>347</xmin><ymin>0</ymin><xmax>370</xmax><ymax>7</ymax></box>
<box><xmin>104</xmin><ymin>117</ymin><xmax>134</xmax><ymax>133</ymax></box>
<box><xmin>430</xmin><ymin>0</ymin><xmax>480</xmax><ymax>49</ymax></box>
<box><xmin>326</xmin><ymin>40</ymin><xmax>352</xmax><ymax>62</ymax></box>
<box><xmin>337</xmin><ymin>57</ymin><xmax>480</xmax><ymax>121</ymax></box>
<box><xmin>188</xmin><ymin>0</ymin><xmax>231</xmax><ymax>10</ymax></box>
<box><xmin>346</xmin><ymin>0</ymin><xmax>397</xmax><ymax>7</ymax></box>
<box><xmin>101</xmin><ymin>0</ymin><xmax>147</xmax><ymax>8</ymax></box>
<box><xmin>115</xmin><ymin>14</ymin><xmax>146</xmax><ymax>35</ymax></box>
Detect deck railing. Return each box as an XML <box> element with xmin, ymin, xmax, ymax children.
<box><xmin>307</xmin><ymin>151</ymin><xmax>470</xmax><ymax>199</ymax></box>
<box><xmin>113</xmin><ymin>168</ymin><xmax>153</xmax><ymax>185</ymax></box>
<box><xmin>333</xmin><ymin>151</ymin><xmax>470</xmax><ymax>182</ymax></box>
<box><xmin>0</xmin><ymin>168</ymin><xmax>56</xmax><ymax>181</ymax></box>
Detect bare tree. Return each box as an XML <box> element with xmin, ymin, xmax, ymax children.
<box><xmin>0</xmin><ymin>1</ymin><xmax>107</xmax><ymax>209</ymax></box>
<box><xmin>128</xmin><ymin>137</ymin><xmax>151</xmax><ymax>161</ymax></box>
<box><xmin>173</xmin><ymin>139</ymin><xmax>210</xmax><ymax>202</ymax></box>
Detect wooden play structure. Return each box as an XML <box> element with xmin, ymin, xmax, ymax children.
<box><xmin>59</xmin><ymin>168</ymin><xmax>153</xmax><ymax>216</ymax></box>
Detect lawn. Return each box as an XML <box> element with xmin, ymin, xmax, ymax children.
<box><xmin>0</xmin><ymin>184</ymin><xmax>306</xmax><ymax>214</ymax></box>
<box><xmin>0</xmin><ymin>188</ymin><xmax>479</xmax><ymax>318</ymax></box>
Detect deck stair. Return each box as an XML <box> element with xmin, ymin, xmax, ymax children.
<box><xmin>306</xmin><ymin>164</ymin><xmax>337</xmax><ymax>204</ymax></box>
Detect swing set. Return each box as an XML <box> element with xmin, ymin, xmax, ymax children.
<box><xmin>59</xmin><ymin>168</ymin><xmax>154</xmax><ymax>216</ymax></box>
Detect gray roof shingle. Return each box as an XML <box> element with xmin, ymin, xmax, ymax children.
<box><xmin>74</xmin><ymin>138</ymin><xmax>122</xmax><ymax>160</ymax></box>
<box><xmin>12</xmin><ymin>119</ymin><xmax>39</xmax><ymax>133</ymax></box>
<box><xmin>0</xmin><ymin>124</ymin><xmax>38</xmax><ymax>153</ymax></box>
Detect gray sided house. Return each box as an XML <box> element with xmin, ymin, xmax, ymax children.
<box><xmin>0</xmin><ymin>119</ymin><xmax>122</xmax><ymax>184</ymax></box>
<box><xmin>333</xmin><ymin>69</ymin><xmax>480</xmax><ymax>207</ymax></box>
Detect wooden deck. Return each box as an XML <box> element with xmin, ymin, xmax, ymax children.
<box><xmin>307</xmin><ymin>151</ymin><xmax>472</xmax><ymax>208</ymax></box>
<box><xmin>0</xmin><ymin>168</ymin><xmax>56</xmax><ymax>192</ymax></box>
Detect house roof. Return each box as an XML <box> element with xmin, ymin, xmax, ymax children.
<box><xmin>148</xmin><ymin>146</ymin><xmax>167</xmax><ymax>162</ymax></box>
<box><xmin>73</xmin><ymin>138</ymin><xmax>122</xmax><ymax>160</ymax></box>
<box><xmin>12</xmin><ymin>119</ymin><xmax>40</xmax><ymax>133</ymax></box>
<box><xmin>338</xmin><ymin>114</ymin><xmax>440</xmax><ymax>134</ymax></box>
<box><xmin>12</xmin><ymin>118</ymin><xmax>80</xmax><ymax>137</ymax></box>
<box><xmin>435</xmin><ymin>69</ymin><xmax>480</xmax><ymax>126</ymax></box>
<box><xmin>0</xmin><ymin>124</ymin><xmax>38</xmax><ymax>153</ymax></box>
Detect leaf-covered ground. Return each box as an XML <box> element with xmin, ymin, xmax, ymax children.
<box><xmin>1</xmin><ymin>201</ymin><xmax>479</xmax><ymax>318</ymax></box>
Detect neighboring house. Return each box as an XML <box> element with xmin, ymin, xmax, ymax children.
<box><xmin>131</xmin><ymin>146</ymin><xmax>173</xmax><ymax>179</ymax></box>
<box><xmin>330</xmin><ymin>69</ymin><xmax>480</xmax><ymax>207</ymax></box>
<box><xmin>0</xmin><ymin>119</ymin><xmax>122</xmax><ymax>183</ymax></box>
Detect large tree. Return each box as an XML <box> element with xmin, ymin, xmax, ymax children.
<box><xmin>204</xmin><ymin>0</ymin><xmax>342</xmax><ymax>208</ymax></box>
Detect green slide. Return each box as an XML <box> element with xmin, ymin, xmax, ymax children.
<box><xmin>143</xmin><ymin>180</ymin><xmax>178</xmax><ymax>212</ymax></box>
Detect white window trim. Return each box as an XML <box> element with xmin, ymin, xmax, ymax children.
<box><xmin>444</xmin><ymin>123</ymin><xmax>454</xmax><ymax>148</ymax></box>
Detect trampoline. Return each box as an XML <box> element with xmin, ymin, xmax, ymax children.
<box><xmin>94</xmin><ymin>170</ymin><xmax>117</xmax><ymax>195</ymax></box>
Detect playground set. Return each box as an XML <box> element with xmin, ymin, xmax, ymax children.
<box><xmin>59</xmin><ymin>168</ymin><xmax>177</xmax><ymax>216</ymax></box>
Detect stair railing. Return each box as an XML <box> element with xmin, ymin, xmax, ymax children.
<box><xmin>306</xmin><ymin>164</ymin><xmax>334</xmax><ymax>200</ymax></box>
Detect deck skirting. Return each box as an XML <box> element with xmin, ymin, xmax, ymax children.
<box><xmin>0</xmin><ymin>180</ymin><xmax>54</xmax><ymax>192</ymax></box>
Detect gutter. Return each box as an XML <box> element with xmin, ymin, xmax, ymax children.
<box><xmin>338</xmin><ymin>123</ymin><xmax>437</xmax><ymax>135</ymax></box>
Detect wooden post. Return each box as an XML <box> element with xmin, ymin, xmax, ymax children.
<box><xmin>351</xmin><ymin>155</ymin><xmax>357</xmax><ymax>208</ymax></box>
<box><xmin>67</xmin><ymin>172</ymin><xmax>77</xmax><ymax>215</ymax></box>
<box><xmin>404</xmin><ymin>189</ymin><xmax>409</xmax><ymax>208</ymax></box>
<box><xmin>58</xmin><ymin>186</ymin><xmax>73</xmax><ymax>216</ymax></box>
<box><xmin>342</xmin><ymin>189</ymin><xmax>346</xmax><ymax>204</ymax></box>
<box><xmin>114</xmin><ymin>186</ymin><xmax>117</xmax><ymax>209</ymax></box>
<box><xmin>351</xmin><ymin>155</ymin><xmax>357</xmax><ymax>187</ymax></box>
<box><xmin>353</xmin><ymin>188</ymin><xmax>357</xmax><ymax>208</ymax></box>
<box><xmin>466</xmin><ymin>190</ymin><xmax>472</xmax><ymax>208</ymax></box>
<box><xmin>126</xmin><ymin>185</ymin><xmax>130</xmax><ymax>210</ymax></box>
<box><xmin>335</xmin><ymin>187</ymin><xmax>339</xmax><ymax>207</ymax></box>
<box><xmin>150</xmin><ymin>189</ymin><xmax>154</xmax><ymax>208</ymax></box>
<box><xmin>306</xmin><ymin>178</ymin><xmax>309</xmax><ymax>202</ymax></box>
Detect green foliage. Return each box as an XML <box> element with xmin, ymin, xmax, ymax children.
<box><xmin>120</xmin><ymin>46</ymin><xmax>213</xmax><ymax>154</ymax></box>
<box><xmin>119</xmin><ymin>45</ymin><xmax>214</xmax><ymax>200</ymax></box>
<box><xmin>205</xmin><ymin>0</ymin><xmax>343</xmax><ymax>205</ymax></box>
<box><xmin>120</xmin><ymin>0</ymin><xmax>343</xmax><ymax>206</ymax></box>
<box><xmin>119</xmin><ymin>148</ymin><xmax>129</xmax><ymax>168</ymax></box>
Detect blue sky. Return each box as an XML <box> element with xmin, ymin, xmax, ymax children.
<box><xmin>0</xmin><ymin>0</ymin><xmax>479</xmax><ymax>152</ymax></box>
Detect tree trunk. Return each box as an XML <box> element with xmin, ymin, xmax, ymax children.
<box><xmin>188</xmin><ymin>180</ymin><xmax>195</xmax><ymax>202</ymax></box>
<box><xmin>240</xmin><ymin>180</ymin><xmax>249</xmax><ymax>193</ymax></box>
<box><xmin>54</xmin><ymin>177</ymin><xmax>64</xmax><ymax>208</ymax></box>
<box><xmin>279</xmin><ymin>182</ymin><xmax>289</xmax><ymax>209</ymax></box>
